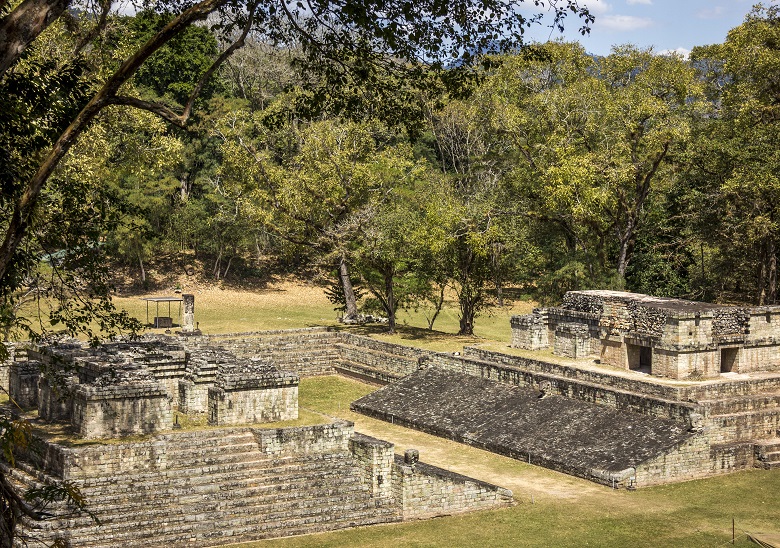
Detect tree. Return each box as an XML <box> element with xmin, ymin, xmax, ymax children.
<box><xmin>687</xmin><ymin>4</ymin><xmax>780</xmax><ymax>304</ymax></box>
<box><xmin>472</xmin><ymin>43</ymin><xmax>702</xmax><ymax>299</ymax></box>
<box><xmin>1</xmin><ymin>0</ymin><xmax>591</xmax><ymax>540</ymax></box>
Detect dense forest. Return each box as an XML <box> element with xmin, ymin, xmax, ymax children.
<box><xmin>2</xmin><ymin>2</ymin><xmax>780</xmax><ymax>343</ymax></box>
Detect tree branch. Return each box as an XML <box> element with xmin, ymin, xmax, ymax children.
<box><xmin>0</xmin><ymin>0</ymin><xmax>232</xmax><ymax>287</ymax></box>
<box><xmin>0</xmin><ymin>0</ymin><xmax>70</xmax><ymax>78</ymax></box>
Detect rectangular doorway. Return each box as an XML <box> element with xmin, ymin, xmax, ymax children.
<box><xmin>721</xmin><ymin>347</ymin><xmax>739</xmax><ymax>373</ymax></box>
<box><xmin>627</xmin><ymin>343</ymin><xmax>652</xmax><ymax>374</ymax></box>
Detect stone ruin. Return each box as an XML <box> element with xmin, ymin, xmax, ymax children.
<box><xmin>0</xmin><ymin>334</ymin><xmax>514</xmax><ymax>546</ymax></box>
<box><xmin>511</xmin><ymin>290</ymin><xmax>780</xmax><ymax>379</ymax></box>
<box><xmin>22</xmin><ymin>337</ymin><xmax>299</xmax><ymax>439</ymax></box>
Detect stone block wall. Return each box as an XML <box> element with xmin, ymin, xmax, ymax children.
<box><xmin>510</xmin><ymin>311</ymin><xmax>549</xmax><ymax>350</ymax></box>
<box><xmin>177</xmin><ymin>378</ymin><xmax>210</xmax><ymax>414</ymax></box>
<box><xmin>38</xmin><ymin>374</ymin><xmax>77</xmax><ymax>422</ymax></box>
<box><xmin>253</xmin><ymin>420</ymin><xmax>353</xmax><ymax>456</ymax></box>
<box><xmin>208</xmin><ymin>383</ymin><xmax>298</xmax><ymax>426</ymax></box>
<box><xmin>553</xmin><ymin>322</ymin><xmax>591</xmax><ymax>358</ymax></box>
<box><xmin>632</xmin><ymin>436</ymin><xmax>755</xmax><ymax>486</ymax></box>
<box><xmin>349</xmin><ymin>433</ymin><xmax>394</xmax><ymax>502</ymax></box>
<box><xmin>72</xmin><ymin>383</ymin><xmax>172</xmax><ymax>439</ymax></box>
<box><xmin>9</xmin><ymin>359</ymin><xmax>41</xmax><ymax>409</ymax></box>
<box><xmin>393</xmin><ymin>457</ymin><xmax>513</xmax><ymax>519</ymax></box>
<box><xmin>187</xmin><ymin>328</ymin><xmax>341</xmax><ymax>377</ymax></box>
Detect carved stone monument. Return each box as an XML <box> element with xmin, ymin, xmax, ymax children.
<box><xmin>182</xmin><ymin>293</ymin><xmax>196</xmax><ymax>333</ymax></box>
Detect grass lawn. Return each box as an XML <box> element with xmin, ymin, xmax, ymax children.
<box><xmin>217</xmin><ymin>375</ymin><xmax>780</xmax><ymax>548</ymax></box>
<box><xmin>112</xmin><ymin>279</ymin><xmax>534</xmax><ymax>353</ymax></box>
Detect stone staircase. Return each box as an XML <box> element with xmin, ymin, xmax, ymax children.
<box><xmin>697</xmin><ymin>389</ymin><xmax>780</xmax><ymax>444</ymax></box>
<box><xmin>754</xmin><ymin>438</ymin><xmax>780</xmax><ymax>470</ymax></box>
<box><xmin>335</xmin><ymin>336</ymin><xmax>422</xmax><ymax>384</ymax></box>
<box><xmin>13</xmin><ymin>429</ymin><xmax>400</xmax><ymax>547</ymax></box>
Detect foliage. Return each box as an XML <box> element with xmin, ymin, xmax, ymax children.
<box><xmin>687</xmin><ymin>3</ymin><xmax>780</xmax><ymax>304</ymax></box>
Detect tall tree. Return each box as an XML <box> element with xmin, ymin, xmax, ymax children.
<box><xmin>688</xmin><ymin>4</ymin><xmax>780</xmax><ymax>304</ymax></box>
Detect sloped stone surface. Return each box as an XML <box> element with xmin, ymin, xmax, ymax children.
<box><xmin>352</xmin><ymin>367</ymin><xmax>693</xmax><ymax>478</ymax></box>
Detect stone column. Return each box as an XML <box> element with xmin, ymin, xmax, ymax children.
<box><xmin>182</xmin><ymin>294</ymin><xmax>195</xmax><ymax>333</ymax></box>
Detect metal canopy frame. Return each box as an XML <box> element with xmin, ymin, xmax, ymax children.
<box><xmin>141</xmin><ymin>296</ymin><xmax>183</xmax><ymax>327</ymax></box>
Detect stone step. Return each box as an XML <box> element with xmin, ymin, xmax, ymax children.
<box><xmin>754</xmin><ymin>458</ymin><xmax>780</xmax><ymax>470</ymax></box>
<box><xmin>700</xmin><ymin>392</ymin><xmax>780</xmax><ymax>415</ymax></box>
<box><xmin>81</xmin><ymin>463</ymin><xmax>367</xmax><ymax>509</ymax></box>
<box><xmin>54</xmin><ymin>506</ymin><xmax>399</xmax><ymax>548</ymax></box>
<box><xmin>79</xmin><ymin>455</ymin><xmax>352</xmax><ymax>492</ymax></box>
<box><xmin>706</xmin><ymin>408</ymin><xmax>780</xmax><ymax>424</ymax></box>
<box><xmin>32</xmin><ymin>481</ymin><xmax>388</xmax><ymax>545</ymax></box>
<box><xmin>66</xmin><ymin>480</ymin><xmax>373</xmax><ymax>529</ymax></box>
<box><xmin>337</xmin><ymin>343</ymin><xmax>419</xmax><ymax>373</ymax></box>
<box><xmin>754</xmin><ymin>438</ymin><xmax>780</xmax><ymax>469</ymax></box>
<box><xmin>335</xmin><ymin>360</ymin><xmax>403</xmax><ymax>385</ymax></box>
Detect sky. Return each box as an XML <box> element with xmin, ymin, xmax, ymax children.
<box><xmin>523</xmin><ymin>0</ymin><xmax>766</xmax><ymax>57</ymax></box>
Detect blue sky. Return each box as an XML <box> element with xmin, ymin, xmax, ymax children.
<box><xmin>524</xmin><ymin>0</ymin><xmax>764</xmax><ymax>57</ymax></box>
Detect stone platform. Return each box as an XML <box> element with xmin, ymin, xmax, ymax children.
<box><xmin>352</xmin><ymin>367</ymin><xmax>695</xmax><ymax>485</ymax></box>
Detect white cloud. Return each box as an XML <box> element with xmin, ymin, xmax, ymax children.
<box><xmin>598</xmin><ymin>14</ymin><xmax>653</xmax><ymax>31</ymax></box>
<box><xmin>580</xmin><ymin>0</ymin><xmax>612</xmax><ymax>15</ymax></box>
<box><xmin>627</xmin><ymin>0</ymin><xmax>652</xmax><ymax>4</ymax></box>
<box><xmin>658</xmin><ymin>47</ymin><xmax>691</xmax><ymax>59</ymax></box>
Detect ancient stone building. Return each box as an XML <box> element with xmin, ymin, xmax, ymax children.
<box><xmin>511</xmin><ymin>290</ymin><xmax>780</xmax><ymax>379</ymax></box>
<box><xmin>0</xmin><ymin>334</ymin><xmax>513</xmax><ymax>547</ymax></box>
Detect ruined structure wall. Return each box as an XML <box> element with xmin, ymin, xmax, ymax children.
<box><xmin>392</xmin><ymin>458</ymin><xmax>514</xmax><ymax>520</ymax></box>
<box><xmin>208</xmin><ymin>385</ymin><xmax>298</xmax><ymax>425</ymax></box>
<box><xmin>746</xmin><ymin>312</ymin><xmax>780</xmax><ymax>340</ymax></box>
<box><xmin>633</xmin><ymin>437</ymin><xmax>754</xmax><ymax>486</ymax></box>
<box><xmin>189</xmin><ymin>328</ymin><xmax>341</xmax><ymax>377</ymax></box>
<box><xmin>9</xmin><ymin>360</ymin><xmax>40</xmax><ymax>409</ymax></box>
<box><xmin>510</xmin><ymin>312</ymin><xmax>549</xmax><ymax>350</ymax></box>
<box><xmin>737</xmin><ymin>344</ymin><xmax>780</xmax><ymax>374</ymax></box>
<box><xmin>425</xmin><ymin>352</ymin><xmax>694</xmax><ymax>423</ymax></box>
<box><xmin>253</xmin><ymin>421</ymin><xmax>353</xmax><ymax>456</ymax></box>
<box><xmin>71</xmin><ymin>385</ymin><xmax>172</xmax><ymax>439</ymax></box>
<box><xmin>336</xmin><ymin>333</ymin><xmax>424</xmax><ymax>379</ymax></box>
<box><xmin>38</xmin><ymin>375</ymin><xmax>74</xmax><ymax>421</ymax></box>
<box><xmin>663</xmin><ymin>317</ymin><xmax>714</xmax><ymax>348</ymax></box>
<box><xmin>349</xmin><ymin>433</ymin><xmax>394</xmax><ymax>503</ymax></box>
<box><xmin>598</xmin><ymin>337</ymin><xmax>625</xmax><ymax>368</ymax></box>
<box><xmin>177</xmin><ymin>379</ymin><xmax>210</xmax><ymax>414</ymax></box>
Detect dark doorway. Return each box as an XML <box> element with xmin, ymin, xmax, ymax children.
<box><xmin>721</xmin><ymin>347</ymin><xmax>739</xmax><ymax>373</ymax></box>
<box><xmin>627</xmin><ymin>343</ymin><xmax>652</xmax><ymax>374</ymax></box>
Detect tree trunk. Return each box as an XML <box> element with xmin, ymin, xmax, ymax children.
<box><xmin>769</xmin><ymin>236</ymin><xmax>777</xmax><ymax>304</ymax></box>
<box><xmin>427</xmin><ymin>284</ymin><xmax>446</xmax><ymax>330</ymax></box>
<box><xmin>223</xmin><ymin>255</ymin><xmax>234</xmax><ymax>279</ymax></box>
<box><xmin>213</xmin><ymin>246</ymin><xmax>222</xmax><ymax>279</ymax></box>
<box><xmin>180</xmin><ymin>175</ymin><xmax>190</xmax><ymax>201</ymax></box>
<box><xmin>339</xmin><ymin>255</ymin><xmax>358</xmax><ymax>320</ymax></box>
<box><xmin>384</xmin><ymin>269</ymin><xmax>395</xmax><ymax>334</ymax></box>
<box><xmin>458</xmin><ymin>301</ymin><xmax>474</xmax><ymax>336</ymax></box>
<box><xmin>616</xmin><ymin>217</ymin><xmax>635</xmax><ymax>277</ymax></box>
<box><xmin>139</xmin><ymin>254</ymin><xmax>146</xmax><ymax>284</ymax></box>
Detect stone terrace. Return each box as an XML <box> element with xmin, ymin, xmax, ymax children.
<box><xmin>352</xmin><ymin>367</ymin><xmax>694</xmax><ymax>486</ymax></box>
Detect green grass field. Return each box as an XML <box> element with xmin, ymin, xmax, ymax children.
<box><xmin>112</xmin><ymin>281</ymin><xmax>534</xmax><ymax>352</ymax></box>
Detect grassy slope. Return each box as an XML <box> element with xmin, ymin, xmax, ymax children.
<box><xmin>113</xmin><ymin>280</ymin><xmax>534</xmax><ymax>352</ymax></box>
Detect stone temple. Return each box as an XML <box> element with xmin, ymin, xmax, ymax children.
<box><xmin>510</xmin><ymin>290</ymin><xmax>780</xmax><ymax>379</ymax></box>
